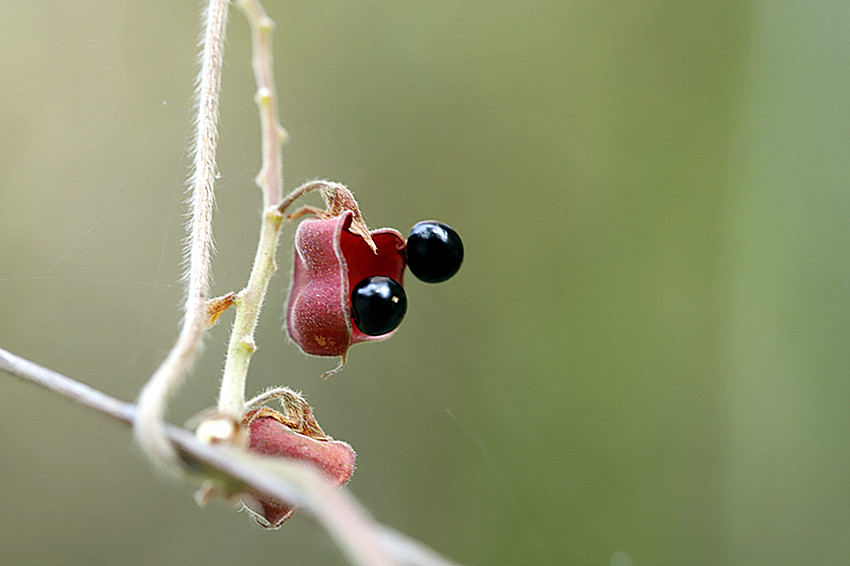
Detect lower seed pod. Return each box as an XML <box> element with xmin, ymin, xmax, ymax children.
<box><xmin>241</xmin><ymin>407</ymin><xmax>356</xmax><ymax>528</ymax></box>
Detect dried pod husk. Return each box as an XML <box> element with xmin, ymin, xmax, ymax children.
<box><xmin>241</xmin><ymin>407</ymin><xmax>356</xmax><ymax>528</ymax></box>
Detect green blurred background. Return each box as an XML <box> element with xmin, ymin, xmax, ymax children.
<box><xmin>1</xmin><ymin>1</ymin><xmax>848</xmax><ymax>564</ymax></box>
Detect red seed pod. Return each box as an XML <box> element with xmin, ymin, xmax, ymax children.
<box><xmin>241</xmin><ymin>407</ymin><xmax>356</xmax><ymax>528</ymax></box>
<box><xmin>286</xmin><ymin>210</ymin><xmax>406</xmax><ymax>361</ymax></box>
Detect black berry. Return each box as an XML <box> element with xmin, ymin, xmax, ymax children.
<box><xmin>350</xmin><ymin>276</ymin><xmax>407</xmax><ymax>336</ymax></box>
<box><xmin>406</xmin><ymin>221</ymin><xmax>463</xmax><ymax>283</ymax></box>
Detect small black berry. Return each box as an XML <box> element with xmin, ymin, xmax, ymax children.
<box><xmin>350</xmin><ymin>276</ymin><xmax>407</xmax><ymax>336</ymax></box>
<box><xmin>406</xmin><ymin>221</ymin><xmax>463</xmax><ymax>283</ymax></box>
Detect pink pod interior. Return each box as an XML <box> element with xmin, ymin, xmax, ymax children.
<box><xmin>287</xmin><ymin>211</ymin><xmax>406</xmax><ymax>357</ymax></box>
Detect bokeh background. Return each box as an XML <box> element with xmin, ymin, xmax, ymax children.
<box><xmin>2</xmin><ymin>1</ymin><xmax>849</xmax><ymax>565</ymax></box>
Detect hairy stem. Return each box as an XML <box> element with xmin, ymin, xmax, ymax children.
<box><xmin>217</xmin><ymin>207</ymin><xmax>283</xmax><ymax>418</ymax></box>
<box><xmin>135</xmin><ymin>0</ymin><xmax>231</xmax><ymax>471</ymax></box>
<box><xmin>276</xmin><ymin>178</ymin><xmax>336</xmax><ymax>214</ymax></box>
<box><xmin>240</xmin><ymin>0</ymin><xmax>287</xmax><ymax>208</ymax></box>
<box><xmin>216</xmin><ymin>0</ymin><xmax>288</xmax><ymax>419</ymax></box>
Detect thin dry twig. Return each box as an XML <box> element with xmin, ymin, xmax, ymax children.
<box><xmin>0</xmin><ymin>347</ymin><xmax>462</xmax><ymax>566</ymax></box>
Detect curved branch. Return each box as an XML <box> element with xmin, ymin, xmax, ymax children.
<box><xmin>0</xmin><ymin>347</ymin><xmax>462</xmax><ymax>566</ymax></box>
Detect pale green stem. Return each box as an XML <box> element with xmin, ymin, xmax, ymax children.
<box><xmin>240</xmin><ymin>0</ymin><xmax>287</xmax><ymax>208</ymax></box>
<box><xmin>216</xmin><ymin>0</ymin><xmax>287</xmax><ymax>419</ymax></box>
<box><xmin>217</xmin><ymin>207</ymin><xmax>283</xmax><ymax>418</ymax></box>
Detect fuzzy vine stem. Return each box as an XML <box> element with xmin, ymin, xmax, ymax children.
<box><xmin>135</xmin><ymin>0</ymin><xmax>231</xmax><ymax>471</ymax></box>
<box><xmin>216</xmin><ymin>0</ymin><xmax>289</xmax><ymax>420</ymax></box>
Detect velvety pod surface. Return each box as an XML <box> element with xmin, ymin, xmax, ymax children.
<box><xmin>286</xmin><ymin>211</ymin><xmax>406</xmax><ymax>357</ymax></box>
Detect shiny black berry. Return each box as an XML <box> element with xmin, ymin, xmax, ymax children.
<box><xmin>406</xmin><ymin>221</ymin><xmax>463</xmax><ymax>283</ymax></box>
<box><xmin>350</xmin><ymin>276</ymin><xmax>407</xmax><ymax>336</ymax></box>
